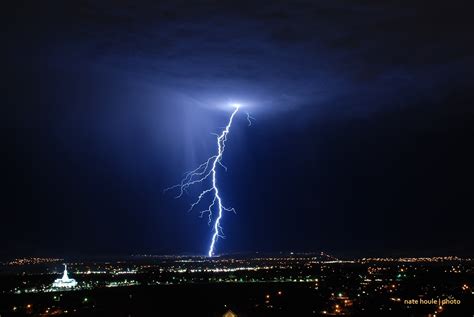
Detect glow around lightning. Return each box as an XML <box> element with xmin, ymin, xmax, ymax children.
<box><xmin>165</xmin><ymin>104</ymin><xmax>248</xmax><ymax>257</ymax></box>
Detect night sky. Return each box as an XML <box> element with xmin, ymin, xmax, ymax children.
<box><xmin>3</xmin><ymin>0</ymin><xmax>474</xmax><ymax>258</ymax></box>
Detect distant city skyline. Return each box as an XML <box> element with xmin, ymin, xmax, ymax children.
<box><xmin>2</xmin><ymin>254</ymin><xmax>473</xmax><ymax>315</ymax></box>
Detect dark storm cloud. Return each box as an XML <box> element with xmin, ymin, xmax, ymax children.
<box><xmin>14</xmin><ymin>0</ymin><xmax>472</xmax><ymax>116</ymax></box>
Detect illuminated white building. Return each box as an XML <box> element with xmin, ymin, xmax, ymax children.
<box><xmin>52</xmin><ymin>264</ymin><xmax>77</xmax><ymax>288</ymax></box>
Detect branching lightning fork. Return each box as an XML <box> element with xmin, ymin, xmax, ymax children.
<box><xmin>165</xmin><ymin>104</ymin><xmax>248</xmax><ymax>257</ymax></box>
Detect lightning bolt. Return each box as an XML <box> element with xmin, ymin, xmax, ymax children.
<box><xmin>246</xmin><ymin>112</ymin><xmax>256</xmax><ymax>126</ymax></box>
<box><xmin>165</xmin><ymin>104</ymin><xmax>246</xmax><ymax>257</ymax></box>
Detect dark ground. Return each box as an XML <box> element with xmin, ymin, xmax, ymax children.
<box><xmin>1</xmin><ymin>282</ymin><xmax>473</xmax><ymax>316</ymax></box>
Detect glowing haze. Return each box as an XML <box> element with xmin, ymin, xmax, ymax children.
<box><xmin>165</xmin><ymin>104</ymin><xmax>247</xmax><ymax>256</ymax></box>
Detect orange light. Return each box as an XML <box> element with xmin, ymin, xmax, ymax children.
<box><xmin>277</xmin><ymin>291</ymin><xmax>282</xmax><ymax>295</ymax></box>
<box><xmin>266</xmin><ymin>294</ymin><xmax>270</xmax><ymax>299</ymax></box>
<box><xmin>26</xmin><ymin>304</ymin><xmax>32</xmax><ymax>309</ymax></box>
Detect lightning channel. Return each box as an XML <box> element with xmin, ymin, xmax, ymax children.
<box><xmin>246</xmin><ymin>112</ymin><xmax>256</xmax><ymax>126</ymax></box>
<box><xmin>165</xmin><ymin>104</ymin><xmax>243</xmax><ymax>257</ymax></box>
